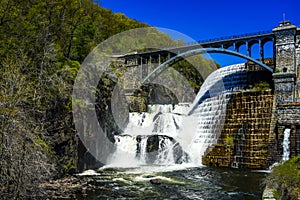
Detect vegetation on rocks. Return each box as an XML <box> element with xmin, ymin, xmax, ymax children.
<box><xmin>250</xmin><ymin>81</ymin><xmax>271</xmax><ymax>91</ymax></box>
<box><xmin>265</xmin><ymin>154</ymin><xmax>300</xmax><ymax>199</ymax></box>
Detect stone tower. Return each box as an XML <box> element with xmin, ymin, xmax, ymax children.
<box><xmin>268</xmin><ymin>21</ymin><xmax>300</xmax><ymax>166</ymax></box>
<box><xmin>272</xmin><ymin>21</ymin><xmax>299</xmax><ymax>102</ymax></box>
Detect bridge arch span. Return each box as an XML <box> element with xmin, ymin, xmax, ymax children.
<box><xmin>249</xmin><ymin>42</ymin><xmax>260</xmax><ymax>58</ymax></box>
<box><xmin>261</xmin><ymin>36</ymin><xmax>274</xmax><ymax>45</ymax></box>
<box><xmin>235</xmin><ymin>41</ymin><xmax>247</xmax><ymax>50</ymax></box>
<box><xmin>226</xmin><ymin>44</ymin><xmax>236</xmax><ymax>51</ymax></box>
<box><xmin>142</xmin><ymin>47</ymin><xmax>273</xmax><ymax>84</ymax></box>
<box><xmin>248</xmin><ymin>39</ymin><xmax>260</xmax><ymax>48</ymax></box>
<box><xmin>262</xmin><ymin>40</ymin><xmax>274</xmax><ymax>58</ymax></box>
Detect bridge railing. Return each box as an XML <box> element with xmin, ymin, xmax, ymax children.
<box><xmin>197</xmin><ymin>30</ymin><xmax>273</xmax><ymax>44</ymax></box>
<box><xmin>126</xmin><ymin>30</ymin><xmax>274</xmax><ymax>55</ymax></box>
<box><xmin>158</xmin><ymin>30</ymin><xmax>274</xmax><ymax>51</ymax></box>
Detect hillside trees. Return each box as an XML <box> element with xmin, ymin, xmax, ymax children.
<box><xmin>0</xmin><ymin>0</ymin><xmax>149</xmax><ymax>198</ymax></box>
<box><xmin>0</xmin><ymin>0</ymin><xmax>218</xmax><ymax>198</ymax></box>
<box><xmin>0</xmin><ymin>56</ymin><xmax>57</xmax><ymax>198</ymax></box>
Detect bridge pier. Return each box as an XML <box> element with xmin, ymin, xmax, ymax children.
<box><xmin>246</xmin><ymin>41</ymin><xmax>250</xmax><ymax>57</ymax></box>
<box><xmin>158</xmin><ymin>54</ymin><xmax>161</xmax><ymax>65</ymax></box>
<box><xmin>259</xmin><ymin>40</ymin><xmax>264</xmax><ymax>62</ymax></box>
<box><xmin>233</xmin><ymin>42</ymin><xmax>238</xmax><ymax>52</ymax></box>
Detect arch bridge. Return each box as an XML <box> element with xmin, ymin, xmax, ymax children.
<box><xmin>198</xmin><ymin>30</ymin><xmax>274</xmax><ymax>60</ymax></box>
<box><xmin>117</xmin><ymin>21</ymin><xmax>300</xmax><ymax>103</ymax></box>
<box><xmin>118</xmin><ymin>29</ymin><xmax>275</xmax><ymax>66</ymax></box>
<box><xmin>141</xmin><ymin>47</ymin><xmax>273</xmax><ymax>84</ymax></box>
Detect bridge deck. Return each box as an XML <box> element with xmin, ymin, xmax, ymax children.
<box><xmin>115</xmin><ymin>30</ymin><xmax>274</xmax><ymax>58</ymax></box>
<box><xmin>197</xmin><ymin>30</ymin><xmax>273</xmax><ymax>44</ymax></box>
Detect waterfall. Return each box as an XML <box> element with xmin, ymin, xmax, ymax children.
<box><xmin>108</xmin><ymin>63</ymin><xmax>250</xmax><ymax>167</ymax></box>
<box><xmin>188</xmin><ymin>63</ymin><xmax>248</xmax><ymax>163</ymax></box>
<box><xmin>282</xmin><ymin>128</ymin><xmax>291</xmax><ymax>161</ymax></box>
<box><xmin>108</xmin><ymin>135</ymin><xmax>141</xmax><ymax>167</ymax></box>
<box><xmin>189</xmin><ymin>93</ymin><xmax>230</xmax><ymax>163</ymax></box>
<box><xmin>107</xmin><ymin>104</ymin><xmax>189</xmax><ymax>167</ymax></box>
<box><xmin>188</xmin><ymin>63</ymin><xmax>247</xmax><ymax>115</ymax></box>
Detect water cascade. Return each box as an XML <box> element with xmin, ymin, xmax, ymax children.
<box><xmin>188</xmin><ymin>63</ymin><xmax>247</xmax><ymax>114</ymax></box>
<box><xmin>282</xmin><ymin>128</ymin><xmax>291</xmax><ymax>161</ymax></box>
<box><xmin>109</xmin><ymin>63</ymin><xmax>250</xmax><ymax>167</ymax></box>
<box><xmin>108</xmin><ymin>104</ymin><xmax>189</xmax><ymax>167</ymax></box>
<box><xmin>189</xmin><ymin>93</ymin><xmax>230</xmax><ymax>163</ymax></box>
<box><xmin>189</xmin><ymin>63</ymin><xmax>248</xmax><ymax>162</ymax></box>
<box><xmin>231</xmin><ymin>125</ymin><xmax>247</xmax><ymax>168</ymax></box>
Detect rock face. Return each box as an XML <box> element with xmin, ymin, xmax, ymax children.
<box><xmin>202</xmin><ymin>90</ymin><xmax>274</xmax><ymax>169</ymax></box>
<box><xmin>127</xmin><ymin>84</ymin><xmax>179</xmax><ymax>112</ymax></box>
<box><xmin>150</xmin><ymin>178</ymin><xmax>161</xmax><ymax>185</ymax></box>
<box><xmin>136</xmin><ymin>135</ymin><xmax>188</xmax><ymax>164</ymax></box>
<box><xmin>262</xmin><ymin>187</ymin><xmax>277</xmax><ymax>200</ymax></box>
<box><xmin>39</xmin><ymin>176</ymin><xmax>97</xmax><ymax>199</ymax></box>
<box><xmin>76</xmin><ymin>74</ymin><xmax>130</xmax><ymax>171</ymax></box>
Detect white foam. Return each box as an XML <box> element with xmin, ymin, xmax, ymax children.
<box><xmin>77</xmin><ymin>169</ymin><xmax>100</xmax><ymax>176</ymax></box>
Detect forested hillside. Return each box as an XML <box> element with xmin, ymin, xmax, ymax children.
<box><xmin>0</xmin><ymin>0</ymin><xmax>217</xmax><ymax>198</ymax></box>
<box><xmin>0</xmin><ymin>0</ymin><xmax>150</xmax><ymax>198</ymax></box>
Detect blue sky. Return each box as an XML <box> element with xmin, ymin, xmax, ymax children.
<box><xmin>99</xmin><ymin>0</ymin><xmax>300</xmax><ymax>66</ymax></box>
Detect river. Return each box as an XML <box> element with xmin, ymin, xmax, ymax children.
<box><xmin>78</xmin><ymin>165</ymin><xmax>267</xmax><ymax>199</ymax></box>
<box><xmin>78</xmin><ymin>64</ymin><xmax>268</xmax><ymax>199</ymax></box>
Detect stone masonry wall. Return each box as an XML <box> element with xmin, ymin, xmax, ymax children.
<box><xmin>295</xmin><ymin>31</ymin><xmax>300</xmax><ymax>99</ymax></box>
<box><xmin>273</xmin><ymin>73</ymin><xmax>296</xmax><ymax>102</ymax></box>
<box><xmin>277</xmin><ymin>103</ymin><xmax>300</xmax><ymax>158</ymax></box>
<box><xmin>202</xmin><ymin>90</ymin><xmax>273</xmax><ymax>169</ymax></box>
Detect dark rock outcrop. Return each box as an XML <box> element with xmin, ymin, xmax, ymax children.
<box><xmin>150</xmin><ymin>178</ymin><xmax>161</xmax><ymax>185</ymax></box>
<box><xmin>136</xmin><ymin>135</ymin><xmax>188</xmax><ymax>164</ymax></box>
